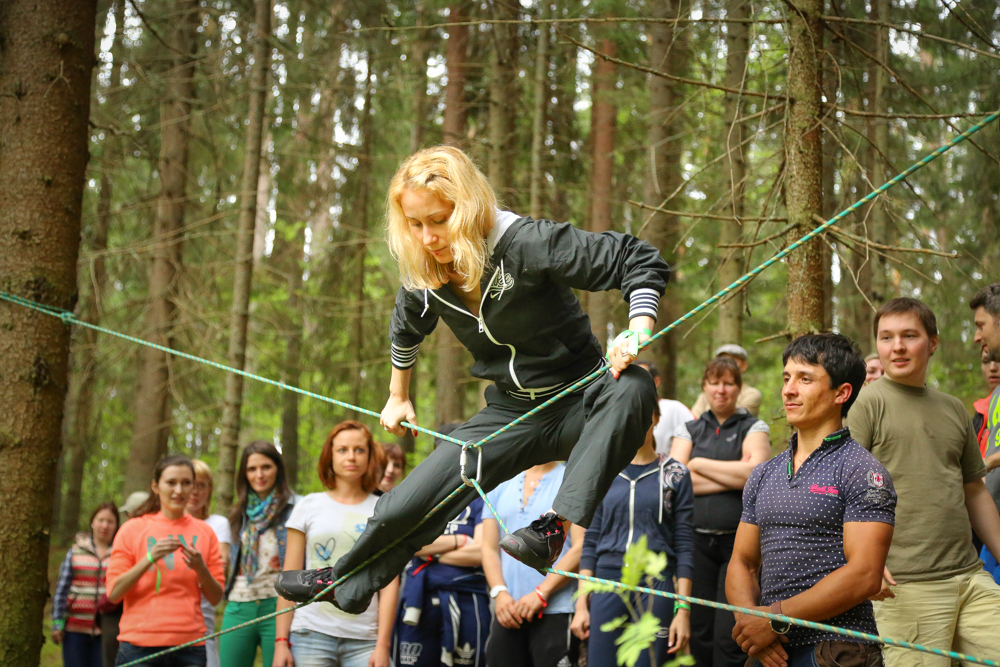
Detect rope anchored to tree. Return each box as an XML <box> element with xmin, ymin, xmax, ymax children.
<box><xmin>3</xmin><ymin>110</ymin><xmax>997</xmax><ymax>667</ymax></box>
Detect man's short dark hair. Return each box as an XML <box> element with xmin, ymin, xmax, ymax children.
<box><xmin>873</xmin><ymin>297</ymin><xmax>938</xmax><ymax>339</ymax></box>
<box><xmin>970</xmin><ymin>284</ymin><xmax>1000</xmax><ymax>321</ymax></box>
<box><xmin>782</xmin><ymin>333</ymin><xmax>866</xmax><ymax>416</ymax></box>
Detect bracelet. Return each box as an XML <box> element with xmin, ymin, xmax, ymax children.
<box><xmin>674</xmin><ymin>601</ymin><xmax>690</xmax><ymax>613</ymax></box>
<box><xmin>454</xmin><ymin>534</ymin><xmax>459</xmax><ymax>549</ymax></box>
<box><xmin>146</xmin><ymin>551</ymin><xmax>155</xmax><ymax>564</ymax></box>
<box><xmin>534</xmin><ymin>587</ymin><xmax>548</xmax><ymax>604</ymax></box>
<box><xmin>275</xmin><ymin>637</ymin><xmax>291</xmax><ymax>645</ymax></box>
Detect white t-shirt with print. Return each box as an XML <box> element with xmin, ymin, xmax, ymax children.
<box><xmin>286</xmin><ymin>492</ymin><xmax>380</xmax><ymax>640</ymax></box>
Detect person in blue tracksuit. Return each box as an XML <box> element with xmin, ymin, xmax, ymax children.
<box><xmin>571</xmin><ymin>403</ymin><xmax>695</xmax><ymax>666</ymax></box>
<box><xmin>393</xmin><ymin>428</ymin><xmax>491</xmax><ymax>667</ymax></box>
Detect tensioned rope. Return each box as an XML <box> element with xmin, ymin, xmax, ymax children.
<box><xmin>3</xmin><ymin>110</ymin><xmax>997</xmax><ymax>667</ymax></box>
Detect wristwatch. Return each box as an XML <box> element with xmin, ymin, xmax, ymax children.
<box><xmin>489</xmin><ymin>585</ymin><xmax>508</xmax><ymax>599</ymax></box>
<box><xmin>769</xmin><ymin>601</ymin><xmax>791</xmax><ymax>635</ymax></box>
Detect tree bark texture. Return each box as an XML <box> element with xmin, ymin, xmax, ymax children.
<box><xmin>488</xmin><ymin>0</ymin><xmax>518</xmax><ymax>208</ymax></box>
<box><xmin>716</xmin><ymin>0</ymin><xmax>750</xmax><ymax>346</ymax></box>
<box><xmin>125</xmin><ymin>0</ymin><xmax>199</xmax><ymax>494</ymax></box>
<box><xmin>58</xmin><ymin>0</ymin><xmax>126</xmax><ymax>541</ymax></box>
<box><xmin>865</xmin><ymin>0</ymin><xmax>891</xmax><ymax>308</ymax></box>
<box><xmin>641</xmin><ymin>0</ymin><xmax>688</xmax><ymax>398</ymax></box>
<box><xmin>529</xmin><ymin>4</ymin><xmax>549</xmax><ymax>219</ymax></box>
<box><xmin>784</xmin><ymin>0</ymin><xmax>826</xmax><ymax>338</ymax></box>
<box><xmin>588</xmin><ymin>38</ymin><xmax>618</xmax><ymax>351</ymax></box>
<box><xmin>351</xmin><ymin>70</ymin><xmax>374</xmax><ymax>408</ymax></box>
<box><xmin>443</xmin><ymin>2</ymin><xmax>470</xmax><ymax>146</ymax></box>
<box><xmin>548</xmin><ymin>24</ymin><xmax>578</xmax><ymax>224</ymax></box>
<box><xmin>216</xmin><ymin>0</ymin><xmax>271</xmax><ymax>511</ymax></box>
<box><xmin>436</xmin><ymin>1</ymin><xmax>472</xmax><ymax>426</ymax></box>
<box><xmin>0</xmin><ymin>0</ymin><xmax>97</xmax><ymax>663</ymax></box>
<box><xmin>410</xmin><ymin>3</ymin><xmax>430</xmax><ymax>153</ymax></box>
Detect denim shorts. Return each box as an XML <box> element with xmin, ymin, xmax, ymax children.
<box><xmin>290</xmin><ymin>629</ymin><xmax>380</xmax><ymax>667</ymax></box>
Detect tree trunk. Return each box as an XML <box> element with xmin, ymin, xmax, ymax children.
<box><xmin>866</xmin><ymin>0</ymin><xmax>890</xmax><ymax>308</ymax></box>
<box><xmin>588</xmin><ymin>38</ymin><xmax>618</xmax><ymax>351</ymax></box>
<box><xmin>124</xmin><ymin>0</ymin><xmax>199</xmax><ymax>493</ymax></box>
<box><xmin>0</xmin><ymin>1</ymin><xmax>97</xmax><ymax>663</ymax></box>
<box><xmin>351</xmin><ymin>69</ymin><xmax>374</xmax><ymax>407</ymax></box>
<box><xmin>410</xmin><ymin>3</ymin><xmax>429</xmax><ymax>153</ymax></box>
<box><xmin>548</xmin><ymin>17</ymin><xmax>578</xmax><ymax>224</ymax></box>
<box><xmin>488</xmin><ymin>0</ymin><xmax>518</xmax><ymax>207</ymax></box>
<box><xmin>784</xmin><ymin>0</ymin><xmax>826</xmax><ymax>338</ymax></box>
<box><xmin>641</xmin><ymin>1</ymin><xmax>688</xmax><ymax>398</ymax></box>
<box><xmin>528</xmin><ymin>4</ymin><xmax>549</xmax><ymax>218</ymax></box>
<box><xmin>279</xmin><ymin>237</ymin><xmax>303</xmax><ymax>488</ymax></box>
<box><xmin>436</xmin><ymin>1</ymin><xmax>472</xmax><ymax>426</ymax></box>
<box><xmin>59</xmin><ymin>0</ymin><xmax>125</xmax><ymax>541</ymax></box>
<box><xmin>443</xmin><ymin>2</ymin><xmax>470</xmax><ymax>146</ymax></box>
<box><xmin>216</xmin><ymin>0</ymin><xmax>271</xmax><ymax>511</ymax></box>
<box><xmin>821</xmin><ymin>24</ymin><xmax>842</xmax><ymax>334</ymax></box>
<box><xmin>716</xmin><ymin>0</ymin><xmax>750</xmax><ymax>346</ymax></box>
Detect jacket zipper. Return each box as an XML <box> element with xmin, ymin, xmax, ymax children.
<box><xmin>618</xmin><ymin>468</ymin><xmax>660</xmax><ymax>546</ymax></box>
<box><xmin>428</xmin><ymin>269</ymin><xmax>527</xmax><ymax>391</ymax></box>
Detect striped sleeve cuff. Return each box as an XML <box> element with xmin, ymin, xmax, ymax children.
<box><xmin>628</xmin><ymin>288</ymin><xmax>660</xmax><ymax>321</ymax></box>
<box><xmin>391</xmin><ymin>343</ymin><xmax>420</xmax><ymax>369</ymax></box>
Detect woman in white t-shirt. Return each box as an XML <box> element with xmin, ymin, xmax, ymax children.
<box><xmin>187</xmin><ymin>459</ymin><xmax>232</xmax><ymax>667</ymax></box>
<box><xmin>275</xmin><ymin>421</ymin><xmax>399</xmax><ymax>667</ymax></box>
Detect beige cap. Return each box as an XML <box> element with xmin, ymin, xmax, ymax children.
<box><xmin>119</xmin><ymin>491</ymin><xmax>149</xmax><ymax>516</ymax></box>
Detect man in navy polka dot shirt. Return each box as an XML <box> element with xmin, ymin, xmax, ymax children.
<box><xmin>726</xmin><ymin>333</ymin><xmax>896</xmax><ymax>667</ymax></box>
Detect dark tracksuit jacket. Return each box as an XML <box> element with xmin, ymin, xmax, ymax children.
<box><xmin>332</xmin><ymin>210</ymin><xmax>671</xmax><ymax>614</ymax></box>
<box><xmin>580</xmin><ymin>457</ymin><xmax>695</xmax><ymax>667</ymax></box>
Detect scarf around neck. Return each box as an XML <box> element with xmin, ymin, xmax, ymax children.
<box><xmin>240</xmin><ymin>491</ymin><xmax>279</xmax><ymax>580</ymax></box>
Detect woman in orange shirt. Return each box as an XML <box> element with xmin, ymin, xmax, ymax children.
<box><xmin>106</xmin><ymin>454</ymin><xmax>224</xmax><ymax>666</ymax></box>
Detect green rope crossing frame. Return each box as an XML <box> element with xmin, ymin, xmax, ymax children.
<box><xmin>2</xmin><ymin>110</ymin><xmax>997</xmax><ymax>667</ymax></box>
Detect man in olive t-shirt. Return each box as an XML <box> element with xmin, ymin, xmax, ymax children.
<box><xmin>846</xmin><ymin>297</ymin><xmax>1000</xmax><ymax>667</ymax></box>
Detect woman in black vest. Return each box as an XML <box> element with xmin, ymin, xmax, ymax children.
<box><xmin>670</xmin><ymin>356</ymin><xmax>771</xmax><ymax>667</ymax></box>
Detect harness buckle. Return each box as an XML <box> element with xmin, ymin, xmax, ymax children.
<box><xmin>459</xmin><ymin>442</ymin><xmax>483</xmax><ymax>488</ymax></box>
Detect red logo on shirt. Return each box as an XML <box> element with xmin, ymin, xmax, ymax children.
<box><xmin>867</xmin><ymin>471</ymin><xmax>885</xmax><ymax>488</ymax></box>
<box><xmin>809</xmin><ymin>484</ymin><xmax>839</xmax><ymax>496</ymax></box>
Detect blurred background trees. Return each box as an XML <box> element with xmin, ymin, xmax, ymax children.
<box><xmin>46</xmin><ymin>0</ymin><xmax>1000</xmax><ymax>537</ymax></box>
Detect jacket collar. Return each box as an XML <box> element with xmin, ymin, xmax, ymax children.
<box><xmin>488</xmin><ymin>210</ymin><xmax>528</xmax><ymax>260</ymax></box>
<box><xmin>698</xmin><ymin>406</ymin><xmax>755</xmax><ymax>429</ymax></box>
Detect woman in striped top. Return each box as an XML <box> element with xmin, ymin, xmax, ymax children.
<box><xmin>52</xmin><ymin>501</ymin><xmax>120</xmax><ymax>667</ymax></box>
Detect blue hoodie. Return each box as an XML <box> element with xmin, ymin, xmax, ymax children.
<box><xmin>580</xmin><ymin>457</ymin><xmax>694</xmax><ymax>581</ymax></box>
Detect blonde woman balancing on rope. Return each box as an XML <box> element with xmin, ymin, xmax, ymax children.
<box><xmin>276</xmin><ymin>145</ymin><xmax>670</xmax><ymax>615</ymax></box>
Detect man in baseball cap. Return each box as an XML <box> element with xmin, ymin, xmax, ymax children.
<box><xmin>692</xmin><ymin>344</ymin><xmax>762</xmax><ymax>417</ymax></box>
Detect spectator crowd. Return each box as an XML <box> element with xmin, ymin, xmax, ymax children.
<box><xmin>50</xmin><ymin>286</ymin><xmax>1000</xmax><ymax>667</ymax></box>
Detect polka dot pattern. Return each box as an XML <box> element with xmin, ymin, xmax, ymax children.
<box><xmin>741</xmin><ymin>428</ymin><xmax>897</xmax><ymax>647</ymax></box>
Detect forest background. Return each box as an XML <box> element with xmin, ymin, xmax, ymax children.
<box><xmin>2</xmin><ymin>0</ymin><xmax>999</xmax><ymax>662</ymax></box>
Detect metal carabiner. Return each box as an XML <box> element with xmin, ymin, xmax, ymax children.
<box><xmin>459</xmin><ymin>441</ymin><xmax>483</xmax><ymax>488</ymax></box>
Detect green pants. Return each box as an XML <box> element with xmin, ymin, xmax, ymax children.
<box><xmin>218</xmin><ymin>597</ymin><xmax>277</xmax><ymax>667</ymax></box>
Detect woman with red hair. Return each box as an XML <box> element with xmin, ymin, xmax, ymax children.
<box><xmin>274</xmin><ymin>421</ymin><xmax>399</xmax><ymax>667</ymax></box>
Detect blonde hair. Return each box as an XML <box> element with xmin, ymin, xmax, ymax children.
<box><xmin>385</xmin><ymin>146</ymin><xmax>498</xmax><ymax>292</ymax></box>
<box><xmin>191</xmin><ymin>459</ymin><xmax>214</xmax><ymax>519</ymax></box>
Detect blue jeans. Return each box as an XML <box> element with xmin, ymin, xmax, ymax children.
<box><xmin>290</xmin><ymin>629</ymin><xmax>381</xmax><ymax>667</ymax></box>
<box><xmin>114</xmin><ymin>641</ymin><xmax>207</xmax><ymax>666</ymax></box>
<box><xmin>62</xmin><ymin>631</ymin><xmax>103</xmax><ymax>667</ymax></box>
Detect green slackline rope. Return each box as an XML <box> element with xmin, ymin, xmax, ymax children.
<box><xmin>2</xmin><ymin>110</ymin><xmax>997</xmax><ymax>667</ymax></box>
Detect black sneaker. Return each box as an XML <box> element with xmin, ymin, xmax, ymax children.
<box><xmin>500</xmin><ymin>513</ymin><xmax>565</xmax><ymax>570</ymax></box>
<box><xmin>275</xmin><ymin>568</ymin><xmax>341</xmax><ymax>606</ymax></box>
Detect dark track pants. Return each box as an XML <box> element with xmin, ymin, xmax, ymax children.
<box><xmin>485</xmin><ymin>613</ymin><xmax>576</xmax><ymax>667</ymax></box>
<box><xmin>588</xmin><ymin>568</ymin><xmax>675</xmax><ymax>667</ymax></box>
<box><xmin>689</xmin><ymin>531</ymin><xmax>745</xmax><ymax>667</ymax></box>
<box><xmin>333</xmin><ymin>366</ymin><xmax>656</xmax><ymax>613</ymax></box>
<box><xmin>391</xmin><ymin>591</ymin><xmax>491</xmax><ymax>667</ymax></box>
